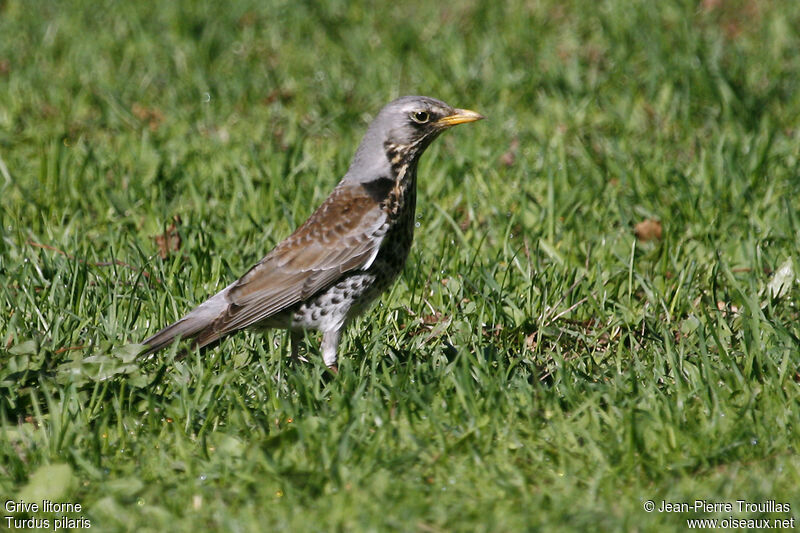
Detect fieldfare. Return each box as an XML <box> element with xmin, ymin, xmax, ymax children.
<box><xmin>143</xmin><ymin>96</ymin><xmax>483</xmax><ymax>370</ymax></box>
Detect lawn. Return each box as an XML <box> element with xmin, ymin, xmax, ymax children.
<box><xmin>1</xmin><ymin>0</ymin><xmax>799</xmax><ymax>531</ymax></box>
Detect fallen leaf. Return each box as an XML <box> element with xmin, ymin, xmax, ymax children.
<box><xmin>525</xmin><ymin>332</ymin><xmax>537</xmax><ymax>352</ymax></box>
<box><xmin>422</xmin><ymin>312</ymin><xmax>446</xmax><ymax>326</ymax></box>
<box><xmin>634</xmin><ymin>219</ymin><xmax>662</xmax><ymax>242</ymax></box>
<box><xmin>154</xmin><ymin>215</ymin><xmax>182</xmax><ymax>259</ymax></box>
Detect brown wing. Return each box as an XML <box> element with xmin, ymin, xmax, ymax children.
<box><xmin>194</xmin><ymin>183</ymin><xmax>387</xmax><ymax>346</ymax></box>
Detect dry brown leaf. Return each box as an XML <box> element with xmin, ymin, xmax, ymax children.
<box><xmin>154</xmin><ymin>215</ymin><xmax>182</xmax><ymax>259</ymax></box>
<box><xmin>525</xmin><ymin>332</ymin><xmax>537</xmax><ymax>352</ymax></box>
<box><xmin>422</xmin><ymin>312</ymin><xmax>446</xmax><ymax>326</ymax></box>
<box><xmin>634</xmin><ymin>219</ymin><xmax>663</xmax><ymax>242</ymax></box>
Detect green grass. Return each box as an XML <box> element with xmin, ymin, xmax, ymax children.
<box><xmin>2</xmin><ymin>0</ymin><xmax>800</xmax><ymax>531</ymax></box>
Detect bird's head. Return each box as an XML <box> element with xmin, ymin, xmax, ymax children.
<box><xmin>376</xmin><ymin>95</ymin><xmax>484</xmax><ymax>149</ymax></box>
<box><xmin>345</xmin><ymin>96</ymin><xmax>484</xmax><ymax>182</ymax></box>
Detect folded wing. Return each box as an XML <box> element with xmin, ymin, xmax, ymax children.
<box><xmin>189</xmin><ymin>183</ymin><xmax>387</xmax><ymax>347</ymax></box>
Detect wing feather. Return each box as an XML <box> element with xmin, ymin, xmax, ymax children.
<box><xmin>195</xmin><ymin>183</ymin><xmax>387</xmax><ymax>345</ymax></box>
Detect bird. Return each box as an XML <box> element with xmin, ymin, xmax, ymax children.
<box><xmin>142</xmin><ymin>95</ymin><xmax>484</xmax><ymax>371</ymax></box>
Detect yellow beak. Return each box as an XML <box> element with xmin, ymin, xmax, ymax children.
<box><xmin>435</xmin><ymin>108</ymin><xmax>486</xmax><ymax>128</ymax></box>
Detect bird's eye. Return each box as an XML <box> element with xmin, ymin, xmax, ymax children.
<box><xmin>411</xmin><ymin>111</ymin><xmax>430</xmax><ymax>124</ymax></box>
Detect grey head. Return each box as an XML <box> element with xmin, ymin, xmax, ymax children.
<box><xmin>343</xmin><ymin>95</ymin><xmax>484</xmax><ymax>184</ymax></box>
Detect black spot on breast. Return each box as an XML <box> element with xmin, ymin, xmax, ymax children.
<box><xmin>361</xmin><ymin>176</ymin><xmax>395</xmax><ymax>202</ymax></box>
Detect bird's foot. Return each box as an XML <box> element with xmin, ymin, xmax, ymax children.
<box><xmin>291</xmin><ymin>353</ymin><xmax>310</xmax><ymax>364</ymax></box>
<box><xmin>289</xmin><ymin>331</ymin><xmax>309</xmax><ymax>363</ymax></box>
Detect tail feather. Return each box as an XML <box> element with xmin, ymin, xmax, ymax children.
<box><xmin>142</xmin><ymin>316</ymin><xmax>211</xmax><ymax>355</ymax></box>
<box><xmin>142</xmin><ymin>283</ymin><xmax>234</xmax><ymax>355</ymax></box>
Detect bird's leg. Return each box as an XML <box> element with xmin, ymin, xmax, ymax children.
<box><xmin>321</xmin><ymin>328</ymin><xmax>341</xmax><ymax>373</ymax></box>
<box><xmin>290</xmin><ymin>330</ymin><xmax>309</xmax><ymax>363</ymax></box>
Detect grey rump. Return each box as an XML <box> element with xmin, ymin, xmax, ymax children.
<box><xmin>142</xmin><ymin>96</ymin><xmax>484</xmax><ymax>371</ymax></box>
